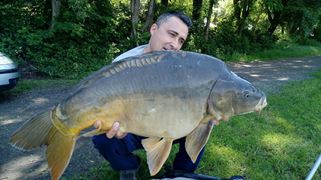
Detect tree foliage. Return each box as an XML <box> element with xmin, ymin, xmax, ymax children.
<box><xmin>0</xmin><ymin>0</ymin><xmax>321</xmax><ymax>78</ymax></box>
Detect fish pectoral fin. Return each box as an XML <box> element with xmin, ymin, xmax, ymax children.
<box><xmin>142</xmin><ymin>137</ymin><xmax>162</xmax><ymax>151</ymax></box>
<box><xmin>185</xmin><ymin>121</ymin><xmax>214</xmax><ymax>163</ymax></box>
<box><xmin>142</xmin><ymin>137</ymin><xmax>173</xmax><ymax>176</ymax></box>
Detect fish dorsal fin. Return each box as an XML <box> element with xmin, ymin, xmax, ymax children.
<box><xmin>185</xmin><ymin>121</ymin><xmax>213</xmax><ymax>163</ymax></box>
<box><xmin>103</xmin><ymin>53</ymin><xmax>165</xmax><ymax>78</ymax></box>
<box><xmin>142</xmin><ymin>137</ymin><xmax>173</xmax><ymax>176</ymax></box>
<box><xmin>75</xmin><ymin>53</ymin><xmax>165</xmax><ymax>91</ymax></box>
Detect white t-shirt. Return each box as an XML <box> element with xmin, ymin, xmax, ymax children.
<box><xmin>112</xmin><ymin>44</ymin><xmax>147</xmax><ymax>63</ymax></box>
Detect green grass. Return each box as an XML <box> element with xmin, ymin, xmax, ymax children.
<box><xmin>1</xmin><ymin>78</ymin><xmax>78</xmax><ymax>96</ymax></box>
<box><xmin>225</xmin><ymin>41</ymin><xmax>321</xmax><ymax>62</ymax></box>
<box><xmin>71</xmin><ymin>71</ymin><xmax>321</xmax><ymax>180</ymax></box>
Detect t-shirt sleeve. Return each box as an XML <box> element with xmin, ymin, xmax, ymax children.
<box><xmin>112</xmin><ymin>45</ymin><xmax>147</xmax><ymax>63</ymax></box>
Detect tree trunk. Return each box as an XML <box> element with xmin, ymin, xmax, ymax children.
<box><xmin>192</xmin><ymin>0</ymin><xmax>203</xmax><ymax>22</ymax></box>
<box><xmin>204</xmin><ymin>0</ymin><xmax>215</xmax><ymax>40</ymax></box>
<box><xmin>267</xmin><ymin>11</ymin><xmax>281</xmax><ymax>35</ymax></box>
<box><xmin>143</xmin><ymin>0</ymin><xmax>156</xmax><ymax>32</ymax></box>
<box><xmin>233</xmin><ymin>0</ymin><xmax>241</xmax><ymax>23</ymax></box>
<box><xmin>252</xmin><ymin>12</ymin><xmax>262</xmax><ymax>42</ymax></box>
<box><xmin>235</xmin><ymin>0</ymin><xmax>252</xmax><ymax>35</ymax></box>
<box><xmin>131</xmin><ymin>0</ymin><xmax>140</xmax><ymax>46</ymax></box>
<box><xmin>161</xmin><ymin>0</ymin><xmax>168</xmax><ymax>7</ymax></box>
<box><xmin>265</xmin><ymin>0</ymin><xmax>289</xmax><ymax>35</ymax></box>
<box><xmin>50</xmin><ymin>0</ymin><xmax>61</xmax><ymax>29</ymax></box>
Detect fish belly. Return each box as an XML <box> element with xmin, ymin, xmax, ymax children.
<box><xmin>116</xmin><ymin>93</ymin><xmax>207</xmax><ymax>139</ymax></box>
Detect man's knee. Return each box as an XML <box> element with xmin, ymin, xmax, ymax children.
<box><xmin>92</xmin><ymin>134</ymin><xmax>109</xmax><ymax>145</ymax></box>
<box><xmin>92</xmin><ymin>134</ymin><xmax>112</xmax><ymax>149</ymax></box>
<box><xmin>92</xmin><ymin>134</ymin><xmax>141</xmax><ymax>171</ymax></box>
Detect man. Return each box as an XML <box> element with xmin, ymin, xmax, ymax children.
<box><xmin>92</xmin><ymin>11</ymin><xmax>220</xmax><ymax>180</ymax></box>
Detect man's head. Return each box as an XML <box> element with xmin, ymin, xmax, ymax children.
<box><xmin>145</xmin><ymin>11</ymin><xmax>192</xmax><ymax>53</ymax></box>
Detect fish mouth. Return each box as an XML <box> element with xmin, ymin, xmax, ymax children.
<box><xmin>255</xmin><ymin>97</ymin><xmax>267</xmax><ymax>112</ymax></box>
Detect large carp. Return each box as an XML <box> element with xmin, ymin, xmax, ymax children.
<box><xmin>10</xmin><ymin>51</ymin><xmax>267</xmax><ymax>179</ymax></box>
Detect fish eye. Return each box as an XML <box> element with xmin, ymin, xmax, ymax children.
<box><xmin>243</xmin><ymin>91</ymin><xmax>250</xmax><ymax>98</ymax></box>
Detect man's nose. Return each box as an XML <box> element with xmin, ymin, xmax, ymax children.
<box><xmin>169</xmin><ymin>40</ymin><xmax>180</xmax><ymax>50</ymax></box>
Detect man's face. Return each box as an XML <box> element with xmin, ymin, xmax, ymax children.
<box><xmin>148</xmin><ymin>16</ymin><xmax>189</xmax><ymax>52</ymax></box>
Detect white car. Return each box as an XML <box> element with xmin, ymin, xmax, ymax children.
<box><xmin>0</xmin><ymin>52</ymin><xmax>19</xmax><ymax>91</ymax></box>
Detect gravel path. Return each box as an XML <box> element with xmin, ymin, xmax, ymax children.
<box><xmin>1</xmin><ymin>56</ymin><xmax>321</xmax><ymax>180</ymax></box>
<box><xmin>228</xmin><ymin>56</ymin><xmax>321</xmax><ymax>93</ymax></box>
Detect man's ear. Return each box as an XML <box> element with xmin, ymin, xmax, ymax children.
<box><xmin>150</xmin><ymin>24</ymin><xmax>158</xmax><ymax>35</ymax></box>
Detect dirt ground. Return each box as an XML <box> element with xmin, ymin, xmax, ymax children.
<box><xmin>1</xmin><ymin>56</ymin><xmax>321</xmax><ymax>180</ymax></box>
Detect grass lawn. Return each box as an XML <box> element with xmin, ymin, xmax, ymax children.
<box><xmin>225</xmin><ymin>42</ymin><xmax>321</xmax><ymax>62</ymax></box>
<box><xmin>67</xmin><ymin>70</ymin><xmax>321</xmax><ymax>180</ymax></box>
<box><xmin>1</xmin><ymin>79</ymin><xmax>78</xmax><ymax>96</ymax></box>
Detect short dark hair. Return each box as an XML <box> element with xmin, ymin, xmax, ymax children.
<box><xmin>156</xmin><ymin>11</ymin><xmax>192</xmax><ymax>29</ymax></box>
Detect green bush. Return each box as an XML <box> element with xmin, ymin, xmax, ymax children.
<box><xmin>190</xmin><ymin>22</ymin><xmax>276</xmax><ymax>59</ymax></box>
<box><xmin>0</xmin><ymin>0</ymin><xmax>132</xmax><ymax>79</ymax></box>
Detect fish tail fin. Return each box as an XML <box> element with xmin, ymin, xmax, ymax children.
<box><xmin>10</xmin><ymin>110</ymin><xmax>76</xmax><ymax>180</ymax></box>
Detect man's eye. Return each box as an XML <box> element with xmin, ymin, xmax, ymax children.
<box><xmin>169</xmin><ymin>33</ymin><xmax>176</xmax><ymax>37</ymax></box>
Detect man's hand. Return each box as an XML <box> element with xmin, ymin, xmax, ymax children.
<box><xmin>211</xmin><ymin>119</ymin><xmax>221</xmax><ymax>126</ymax></box>
<box><xmin>94</xmin><ymin>120</ymin><xmax>127</xmax><ymax>139</ymax></box>
<box><xmin>210</xmin><ymin>115</ymin><xmax>231</xmax><ymax>126</ymax></box>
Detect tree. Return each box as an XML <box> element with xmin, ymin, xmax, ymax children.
<box><xmin>204</xmin><ymin>0</ymin><xmax>216</xmax><ymax>40</ymax></box>
<box><xmin>282</xmin><ymin>0</ymin><xmax>321</xmax><ymax>37</ymax></box>
<box><xmin>233</xmin><ymin>0</ymin><xmax>255</xmax><ymax>35</ymax></box>
<box><xmin>143</xmin><ymin>0</ymin><xmax>156</xmax><ymax>32</ymax></box>
<box><xmin>161</xmin><ymin>0</ymin><xmax>169</xmax><ymax>7</ymax></box>
<box><xmin>313</xmin><ymin>14</ymin><xmax>321</xmax><ymax>42</ymax></box>
<box><xmin>263</xmin><ymin>0</ymin><xmax>288</xmax><ymax>35</ymax></box>
<box><xmin>262</xmin><ymin>0</ymin><xmax>321</xmax><ymax>38</ymax></box>
<box><xmin>192</xmin><ymin>0</ymin><xmax>203</xmax><ymax>22</ymax></box>
<box><xmin>50</xmin><ymin>0</ymin><xmax>61</xmax><ymax>29</ymax></box>
<box><xmin>131</xmin><ymin>0</ymin><xmax>140</xmax><ymax>46</ymax></box>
